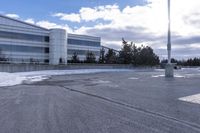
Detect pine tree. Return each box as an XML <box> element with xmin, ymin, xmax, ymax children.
<box><xmin>119</xmin><ymin>38</ymin><xmax>160</xmax><ymax>66</ymax></box>
<box><xmin>99</xmin><ymin>48</ymin><xmax>105</xmax><ymax>63</ymax></box>
<box><xmin>85</xmin><ymin>51</ymin><xmax>96</xmax><ymax>63</ymax></box>
<box><xmin>71</xmin><ymin>52</ymin><xmax>80</xmax><ymax>63</ymax></box>
<box><xmin>105</xmin><ymin>49</ymin><xmax>117</xmax><ymax>64</ymax></box>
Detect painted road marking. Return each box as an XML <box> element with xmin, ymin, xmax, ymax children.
<box><xmin>179</xmin><ymin>93</ymin><xmax>200</xmax><ymax>105</ymax></box>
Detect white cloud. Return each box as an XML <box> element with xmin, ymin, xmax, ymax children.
<box><xmin>36</xmin><ymin>20</ymin><xmax>61</xmax><ymax>29</ymax></box>
<box><xmin>75</xmin><ymin>0</ymin><xmax>200</xmax><ymax>37</ymax></box>
<box><xmin>4</xmin><ymin>13</ymin><xmax>73</xmax><ymax>33</ymax></box>
<box><xmin>5</xmin><ymin>14</ymin><xmax>20</xmax><ymax>19</ymax></box>
<box><xmin>4</xmin><ymin>0</ymin><xmax>200</xmax><ymax>59</ymax></box>
<box><xmin>53</xmin><ymin>13</ymin><xmax>81</xmax><ymax>22</ymax></box>
<box><xmin>52</xmin><ymin>4</ymin><xmax>120</xmax><ymax>23</ymax></box>
<box><xmin>69</xmin><ymin>1</ymin><xmax>200</xmax><ymax>59</ymax></box>
<box><xmin>36</xmin><ymin>20</ymin><xmax>73</xmax><ymax>32</ymax></box>
<box><xmin>80</xmin><ymin>4</ymin><xmax>120</xmax><ymax>22</ymax></box>
<box><xmin>25</xmin><ymin>18</ymin><xmax>35</xmax><ymax>24</ymax></box>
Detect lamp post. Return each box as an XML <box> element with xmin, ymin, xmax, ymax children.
<box><xmin>167</xmin><ymin>0</ymin><xmax>171</xmax><ymax>64</ymax></box>
<box><xmin>165</xmin><ymin>0</ymin><xmax>174</xmax><ymax>77</ymax></box>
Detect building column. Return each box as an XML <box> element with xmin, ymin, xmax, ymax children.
<box><xmin>49</xmin><ymin>28</ymin><xmax>67</xmax><ymax>65</ymax></box>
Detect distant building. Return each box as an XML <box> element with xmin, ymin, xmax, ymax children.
<box><xmin>0</xmin><ymin>14</ymin><xmax>101</xmax><ymax>65</ymax></box>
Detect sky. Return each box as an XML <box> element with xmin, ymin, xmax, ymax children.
<box><xmin>0</xmin><ymin>0</ymin><xmax>200</xmax><ymax>60</ymax></box>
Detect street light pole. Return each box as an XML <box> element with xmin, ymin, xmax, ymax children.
<box><xmin>165</xmin><ymin>0</ymin><xmax>174</xmax><ymax>77</ymax></box>
<box><xmin>167</xmin><ymin>0</ymin><xmax>171</xmax><ymax>64</ymax></box>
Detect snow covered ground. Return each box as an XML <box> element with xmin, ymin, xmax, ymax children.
<box><xmin>0</xmin><ymin>67</ymin><xmax>199</xmax><ymax>87</ymax></box>
<box><xmin>0</xmin><ymin>69</ymin><xmax>131</xmax><ymax>87</ymax></box>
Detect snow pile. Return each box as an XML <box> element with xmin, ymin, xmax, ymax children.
<box><xmin>152</xmin><ymin>74</ymin><xmax>185</xmax><ymax>78</ymax></box>
<box><xmin>0</xmin><ymin>69</ymin><xmax>131</xmax><ymax>87</ymax></box>
<box><xmin>0</xmin><ymin>72</ymin><xmax>26</xmax><ymax>87</ymax></box>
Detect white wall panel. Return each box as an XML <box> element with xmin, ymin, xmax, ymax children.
<box><xmin>49</xmin><ymin>29</ymin><xmax>67</xmax><ymax>65</ymax></box>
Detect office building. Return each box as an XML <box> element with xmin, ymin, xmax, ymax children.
<box><xmin>0</xmin><ymin>14</ymin><xmax>101</xmax><ymax>65</ymax></box>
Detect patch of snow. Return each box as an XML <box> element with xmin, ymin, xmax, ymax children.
<box><xmin>151</xmin><ymin>74</ymin><xmax>185</xmax><ymax>78</ymax></box>
<box><xmin>128</xmin><ymin>77</ymin><xmax>139</xmax><ymax>80</ymax></box>
<box><xmin>92</xmin><ymin>80</ymin><xmax>111</xmax><ymax>84</ymax></box>
<box><xmin>0</xmin><ymin>69</ymin><xmax>131</xmax><ymax>87</ymax></box>
<box><xmin>155</xmin><ymin>69</ymin><xmax>164</xmax><ymax>72</ymax></box>
<box><xmin>174</xmin><ymin>75</ymin><xmax>185</xmax><ymax>78</ymax></box>
<box><xmin>152</xmin><ymin>75</ymin><xmax>165</xmax><ymax>78</ymax></box>
<box><xmin>179</xmin><ymin>93</ymin><xmax>200</xmax><ymax>105</ymax></box>
<box><xmin>25</xmin><ymin>75</ymin><xmax>50</xmax><ymax>83</ymax></box>
<box><xmin>0</xmin><ymin>72</ymin><xmax>26</xmax><ymax>87</ymax></box>
<box><xmin>181</xmin><ymin>67</ymin><xmax>200</xmax><ymax>71</ymax></box>
<box><xmin>185</xmin><ymin>73</ymin><xmax>200</xmax><ymax>78</ymax></box>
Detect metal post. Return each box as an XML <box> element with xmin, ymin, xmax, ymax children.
<box><xmin>167</xmin><ymin>0</ymin><xmax>171</xmax><ymax>64</ymax></box>
<box><xmin>165</xmin><ymin>0</ymin><xmax>174</xmax><ymax>77</ymax></box>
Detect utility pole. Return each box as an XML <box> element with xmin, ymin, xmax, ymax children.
<box><xmin>165</xmin><ymin>0</ymin><xmax>174</xmax><ymax>77</ymax></box>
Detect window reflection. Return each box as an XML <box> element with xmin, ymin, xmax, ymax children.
<box><xmin>68</xmin><ymin>39</ymin><xmax>100</xmax><ymax>47</ymax></box>
<box><xmin>0</xmin><ymin>44</ymin><xmax>49</xmax><ymax>53</ymax></box>
<box><xmin>0</xmin><ymin>31</ymin><xmax>49</xmax><ymax>42</ymax></box>
<box><xmin>68</xmin><ymin>49</ymin><xmax>100</xmax><ymax>56</ymax></box>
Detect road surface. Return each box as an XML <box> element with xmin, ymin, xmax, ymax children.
<box><xmin>0</xmin><ymin>68</ymin><xmax>200</xmax><ymax>133</ymax></box>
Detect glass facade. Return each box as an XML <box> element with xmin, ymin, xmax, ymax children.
<box><xmin>0</xmin><ymin>29</ymin><xmax>101</xmax><ymax>64</ymax></box>
<box><xmin>68</xmin><ymin>39</ymin><xmax>100</xmax><ymax>47</ymax></box>
<box><xmin>0</xmin><ymin>30</ymin><xmax>49</xmax><ymax>42</ymax></box>
<box><xmin>0</xmin><ymin>44</ymin><xmax>49</xmax><ymax>53</ymax></box>
<box><xmin>2</xmin><ymin>58</ymin><xmax>48</xmax><ymax>63</ymax></box>
<box><xmin>68</xmin><ymin>49</ymin><xmax>100</xmax><ymax>56</ymax></box>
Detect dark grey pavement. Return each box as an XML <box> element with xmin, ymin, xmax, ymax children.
<box><xmin>0</xmin><ymin>68</ymin><xmax>200</xmax><ymax>133</ymax></box>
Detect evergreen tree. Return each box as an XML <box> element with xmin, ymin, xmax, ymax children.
<box><xmin>118</xmin><ymin>38</ymin><xmax>133</xmax><ymax>64</ymax></box>
<box><xmin>99</xmin><ymin>48</ymin><xmax>105</xmax><ymax>63</ymax></box>
<box><xmin>105</xmin><ymin>49</ymin><xmax>117</xmax><ymax>64</ymax></box>
<box><xmin>119</xmin><ymin>38</ymin><xmax>160</xmax><ymax>66</ymax></box>
<box><xmin>136</xmin><ymin>46</ymin><xmax>159</xmax><ymax>66</ymax></box>
<box><xmin>161</xmin><ymin>58</ymin><xmax>200</xmax><ymax>66</ymax></box>
<box><xmin>0</xmin><ymin>49</ymin><xmax>3</xmax><ymax>61</ymax></box>
<box><xmin>71</xmin><ymin>52</ymin><xmax>80</xmax><ymax>63</ymax></box>
<box><xmin>85</xmin><ymin>51</ymin><xmax>96</xmax><ymax>63</ymax></box>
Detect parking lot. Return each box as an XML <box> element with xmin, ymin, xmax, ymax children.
<box><xmin>0</xmin><ymin>68</ymin><xmax>200</xmax><ymax>133</ymax></box>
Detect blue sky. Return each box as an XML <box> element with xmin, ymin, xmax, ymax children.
<box><xmin>0</xmin><ymin>0</ymin><xmax>146</xmax><ymax>34</ymax></box>
<box><xmin>1</xmin><ymin>0</ymin><xmax>200</xmax><ymax>59</ymax></box>
<box><xmin>0</xmin><ymin>0</ymin><xmax>145</xmax><ymax>21</ymax></box>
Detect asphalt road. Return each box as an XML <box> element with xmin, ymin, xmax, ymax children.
<box><xmin>0</xmin><ymin>68</ymin><xmax>200</xmax><ymax>133</ymax></box>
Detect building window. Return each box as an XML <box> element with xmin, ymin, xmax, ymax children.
<box><xmin>0</xmin><ymin>30</ymin><xmax>49</xmax><ymax>42</ymax></box>
<box><xmin>44</xmin><ymin>59</ymin><xmax>49</xmax><ymax>63</ymax></box>
<box><xmin>45</xmin><ymin>36</ymin><xmax>49</xmax><ymax>42</ymax></box>
<box><xmin>68</xmin><ymin>49</ymin><xmax>100</xmax><ymax>56</ymax></box>
<box><xmin>45</xmin><ymin>48</ymin><xmax>49</xmax><ymax>53</ymax></box>
<box><xmin>68</xmin><ymin>39</ymin><xmax>100</xmax><ymax>47</ymax></box>
<box><xmin>0</xmin><ymin>44</ymin><xmax>49</xmax><ymax>53</ymax></box>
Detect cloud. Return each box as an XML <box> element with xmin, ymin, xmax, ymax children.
<box><xmin>53</xmin><ymin>4</ymin><xmax>120</xmax><ymax>23</ymax></box>
<box><xmin>4</xmin><ymin>0</ymin><xmax>200</xmax><ymax>59</ymax></box>
<box><xmin>67</xmin><ymin>1</ymin><xmax>200</xmax><ymax>59</ymax></box>
<box><xmin>25</xmin><ymin>18</ymin><xmax>35</xmax><ymax>24</ymax></box>
<box><xmin>36</xmin><ymin>21</ymin><xmax>73</xmax><ymax>32</ymax></box>
<box><xmin>5</xmin><ymin>14</ymin><xmax>20</xmax><ymax>19</ymax></box>
<box><xmin>173</xmin><ymin>36</ymin><xmax>200</xmax><ymax>45</ymax></box>
<box><xmin>80</xmin><ymin>4</ymin><xmax>120</xmax><ymax>22</ymax></box>
<box><xmin>183</xmin><ymin>12</ymin><xmax>200</xmax><ymax>29</ymax></box>
<box><xmin>53</xmin><ymin>13</ymin><xmax>81</xmax><ymax>23</ymax></box>
<box><xmin>4</xmin><ymin>13</ymin><xmax>73</xmax><ymax>33</ymax></box>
